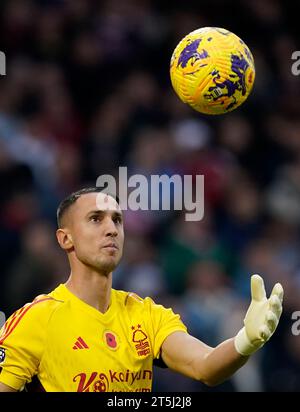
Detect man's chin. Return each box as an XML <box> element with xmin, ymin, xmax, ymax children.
<box><xmin>95</xmin><ymin>257</ymin><xmax>120</xmax><ymax>274</ymax></box>
<box><xmin>79</xmin><ymin>254</ymin><xmax>121</xmax><ymax>275</ymax></box>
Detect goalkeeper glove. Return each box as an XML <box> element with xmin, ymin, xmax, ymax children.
<box><xmin>234</xmin><ymin>274</ymin><xmax>283</xmax><ymax>356</ymax></box>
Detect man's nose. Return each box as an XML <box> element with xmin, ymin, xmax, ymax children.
<box><xmin>104</xmin><ymin>217</ymin><xmax>118</xmax><ymax>237</ymax></box>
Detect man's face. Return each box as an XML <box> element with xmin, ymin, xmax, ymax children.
<box><xmin>62</xmin><ymin>193</ymin><xmax>124</xmax><ymax>274</ymax></box>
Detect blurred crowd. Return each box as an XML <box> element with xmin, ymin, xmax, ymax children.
<box><xmin>0</xmin><ymin>0</ymin><xmax>300</xmax><ymax>392</ymax></box>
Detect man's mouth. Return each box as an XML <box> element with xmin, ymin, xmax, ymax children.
<box><xmin>102</xmin><ymin>243</ymin><xmax>118</xmax><ymax>250</ymax></box>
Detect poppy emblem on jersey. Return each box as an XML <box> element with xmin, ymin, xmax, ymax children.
<box><xmin>103</xmin><ymin>330</ymin><xmax>119</xmax><ymax>350</ymax></box>
<box><xmin>0</xmin><ymin>347</ymin><xmax>5</xmax><ymax>363</ymax></box>
<box><xmin>131</xmin><ymin>324</ymin><xmax>150</xmax><ymax>357</ymax></box>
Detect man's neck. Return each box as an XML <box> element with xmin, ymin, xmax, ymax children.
<box><xmin>65</xmin><ymin>270</ymin><xmax>112</xmax><ymax>313</ymax></box>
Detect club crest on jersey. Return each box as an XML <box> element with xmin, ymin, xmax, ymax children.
<box><xmin>0</xmin><ymin>347</ymin><xmax>5</xmax><ymax>363</ymax></box>
<box><xmin>103</xmin><ymin>330</ymin><xmax>119</xmax><ymax>350</ymax></box>
<box><xmin>131</xmin><ymin>325</ymin><xmax>150</xmax><ymax>357</ymax></box>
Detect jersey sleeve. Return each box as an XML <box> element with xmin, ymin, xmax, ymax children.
<box><xmin>0</xmin><ymin>296</ymin><xmax>55</xmax><ymax>390</ymax></box>
<box><xmin>145</xmin><ymin>297</ymin><xmax>188</xmax><ymax>359</ymax></box>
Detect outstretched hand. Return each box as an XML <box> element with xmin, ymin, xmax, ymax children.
<box><xmin>234</xmin><ymin>274</ymin><xmax>284</xmax><ymax>356</ymax></box>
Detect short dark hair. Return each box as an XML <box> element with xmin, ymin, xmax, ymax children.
<box><xmin>56</xmin><ymin>187</ymin><xmax>119</xmax><ymax>228</ymax></box>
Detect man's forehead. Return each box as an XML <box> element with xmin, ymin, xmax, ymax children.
<box><xmin>77</xmin><ymin>192</ymin><xmax>121</xmax><ymax>213</ymax></box>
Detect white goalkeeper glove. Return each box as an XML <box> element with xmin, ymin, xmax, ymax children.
<box><xmin>234</xmin><ymin>274</ymin><xmax>283</xmax><ymax>356</ymax></box>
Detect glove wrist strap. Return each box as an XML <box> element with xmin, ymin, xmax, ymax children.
<box><xmin>234</xmin><ymin>327</ymin><xmax>262</xmax><ymax>356</ymax></box>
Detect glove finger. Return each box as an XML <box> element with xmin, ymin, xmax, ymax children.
<box><xmin>251</xmin><ymin>274</ymin><xmax>266</xmax><ymax>302</ymax></box>
<box><xmin>266</xmin><ymin>311</ymin><xmax>278</xmax><ymax>333</ymax></box>
<box><xmin>259</xmin><ymin>325</ymin><xmax>271</xmax><ymax>341</ymax></box>
<box><xmin>269</xmin><ymin>295</ymin><xmax>283</xmax><ymax>317</ymax></box>
<box><xmin>270</xmin><ymin>283</ymin><xmax>284</xmax><ymax>303</ymax></box>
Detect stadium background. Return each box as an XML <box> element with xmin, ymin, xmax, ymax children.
<box><xmin>0</xmin><ymin>0</ymin><xmax>299</xmax><ymax>392</ymax></box>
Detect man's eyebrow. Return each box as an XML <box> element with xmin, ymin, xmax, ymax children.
<box><xmin>86</xmin><ymin>210</ymin><xmax>123</xmax><ymax>218</ymax></box>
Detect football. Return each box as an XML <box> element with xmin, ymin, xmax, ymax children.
<box><xmin>170</xmin><ymin>27</ymin><xmax>255</xmax><ymax>115</ymax></box>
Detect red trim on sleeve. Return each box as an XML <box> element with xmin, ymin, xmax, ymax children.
<box><xmin>0</xmin><ymin>297</ymin><xmax>54</xmax><ymax>345</ymax></box>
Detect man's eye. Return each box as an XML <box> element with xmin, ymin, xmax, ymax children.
<box><xmin>114</xmin><ymin>216</ymin><xmax>122</xmax><ymax>224</ymax></box>
<box><xmin>90</xmin><ymin>216</ymin><xmax>100</xmax><ymax>222</ymax></box>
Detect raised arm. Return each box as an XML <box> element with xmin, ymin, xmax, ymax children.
<box><xmin>0</xmin><ymin>382</ymin><xmax>17</xmax><ymax>392</ymax></box>
<box><xmin>161</xmin><ymin>274</ymin><xmax>283</xmax><ymax>386</ymax></box>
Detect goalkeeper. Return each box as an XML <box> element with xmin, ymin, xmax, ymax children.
<box><xmin>0</xmin><ymin>189</ymin><xmax>283</xmax><ymax>392</ymax></box>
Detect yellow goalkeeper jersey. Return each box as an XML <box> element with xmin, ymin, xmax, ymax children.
<box><xmin>0</xmin><ymin>284</ymin><xmax>187</xmax><ymax>392</ymax></box>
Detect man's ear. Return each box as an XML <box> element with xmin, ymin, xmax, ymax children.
<box><xmin>56</xmin><ymin>228</ymin><xmax>74</xmax><ymax>251</ymax></box>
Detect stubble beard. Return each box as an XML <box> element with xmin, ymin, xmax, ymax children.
<box><xmin>80</xmin><ymin>253</ymin><xmax>121</xmax><ymax>277</ymax></box>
